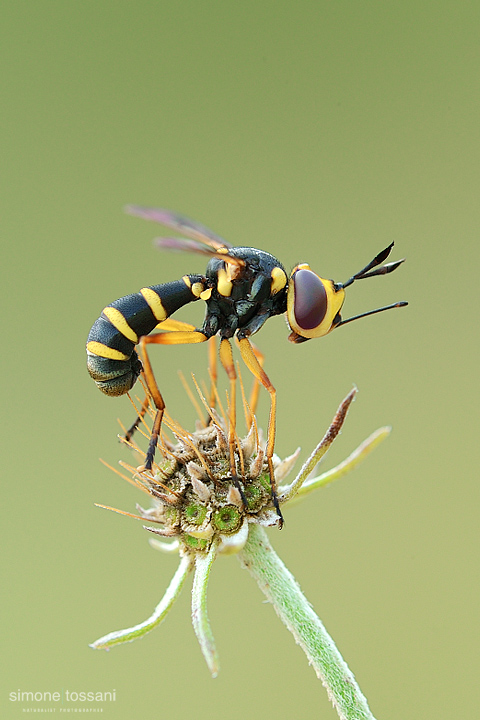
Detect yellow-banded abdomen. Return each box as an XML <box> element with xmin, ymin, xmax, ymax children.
<box><xmin>86</xmin><ymin>275</ymin><xmax>207</xmax><ymax>396</ymax></box>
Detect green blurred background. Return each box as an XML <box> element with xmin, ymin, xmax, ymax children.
<box><xmin>2</xmin><ymin>2</ymin><xmax>479</xmax><ymax>718</ymax></box>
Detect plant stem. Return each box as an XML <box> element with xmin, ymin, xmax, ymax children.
<box><xmin>239</xmin><ymin>524</ymin><xmax>377</xmax><ymax>720</ymax></box>
<box><xmin>293</xmin><ymin>426</ymin><xmax>391</xmax><ymax>501</ymax></box>
<box><xmin>191</xmin><ymin>539</ymin><xmax>220</xmax><ymax>677</ymax></box>
<box><xmin>90</xmin><ymin>553</ymin><xmax>193</xmax><ymax>650</ymax></box>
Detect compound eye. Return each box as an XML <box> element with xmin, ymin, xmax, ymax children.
<box><xmin>292</xmin><ymin>269</ymin><xmax>327</xmax><ymax>331</ymax></box>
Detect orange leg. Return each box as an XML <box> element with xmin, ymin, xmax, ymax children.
<box><xmin>248</xmin><ymin>343</ymin><xmax>264</xmax><ymax>416</ymax></box>
<box><xmin>208</xmin><ymin>336</ymin><xmax>218</xmax><ymax>409</ymax></box>
<box><xmin>124</xmin><ymin>327</ymin><xmax>202</xmax><ymax>445</ymax></box>
<box><xmin>238</xmin><ymin>337</ymin><xmax>283</xmax><ymax>526</ymax></box>
<box><xmin>218</xmin><ymin>338</ymin><xmax>250</xmax><ymax>508</ymax></box>
<box><xmin>135</xmin><ymin>329</ymin><xmax>207</xmax><ymax>471</ymax></box>
<box><xmin>154</xmin><ymin>318</ymin><xmax>197</xmax><ymax>332</ymax></box>
<box><xmin>247</xmin><ymin>342</ymin><xmax>265</xmax><ymax>427</ymax></box>
<box><xmin>234</xmin><ymin>337</ymin><xmax>264</xmax><ymax>428</ymax></box>
<box><xmin>218</xmin><ymin>339</ymin><xmax>237</xmax><ymax>475</ymax></box>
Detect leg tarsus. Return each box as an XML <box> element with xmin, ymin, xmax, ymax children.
<box><xmin>268</xmin><ymin>457</ymin><xmax>284</xmax><ymax>528</ymax></box>
<box><xmin>142</xmin><ymin>407</ymin><xmax>164</xmax><ymax>471</ymax></box>
<box><xmin>124</xmin><ymin>389</ymin><xmax>150</xmax><ymax>442</ymax></box>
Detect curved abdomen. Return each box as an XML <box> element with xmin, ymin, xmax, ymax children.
<box><xmin>86</xmin><ymin>276</ymin><xmax>206</xmax><ymax>396</ymax></box>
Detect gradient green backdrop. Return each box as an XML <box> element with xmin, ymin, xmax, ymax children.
<box><xmin>2</xmin><ymin>2</ymin><xmax>479</xmax><ymax>719</ymax></box>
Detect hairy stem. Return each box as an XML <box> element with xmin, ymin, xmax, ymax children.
<box><xmin>191</xmin><ymin>539</ymin><xmax>220</xmax><ymax>677</ymax></box>
<box><xmin>239</xmin><ymin>524</ymin><xmax>377</xmax><ymax>720</ymax></box>
<box><xmin>90</xmin><ymin>553</ymin><xmax>193</xmax><ymax>650</ymax></box>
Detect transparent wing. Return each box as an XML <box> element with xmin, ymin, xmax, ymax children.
<box><xmin>153</xmin><ymin>236</ymin><xmax>245</xmax><ymax>267</ymax></box>
<box><xmin>125</xmin><ymin>205</ymin><xmax>232</xmax><ymax>250</ymax></box>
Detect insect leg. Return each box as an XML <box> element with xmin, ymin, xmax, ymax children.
<box><xmin>247</xmin><ymin>342</ymin><xmax>264</xmax><ymax>427</ymax></box>
<box><xmin>155</xmin><ymin>318</ymin><xmax>197</xmax><ymax>332</ymax></box>
<box><xmin>136</xmin><ymin>335</ymin><xmax>166</xmax><ymax>472</ymax></box>
<box><xmin>208</xmin><ymin>336</ymin><xmax>218</xmax><ymax>409</ymax></box>
<box><xmin>219</xmin><ymin>339</ymin><xmax>249</xmax><ymax>508</ymax></box>
<box><xmin>137</xmin><ymin>329</ymin><xmax>208</xmax><ymax>471</ymax></box>
<box><xmin>219</xmin><ymin>339</ymin><xmax>237</xmax><ymax>474</ymax></box>
<box><xmin>124</xmin><ymin>319</ymin><xmax>201</xmax><ymax>442</ymax></box>
<box><xmin>125</xmin><ymin>392</ymin><xmax>150</xmax><ymax>442</ymax></box>
<box><xmin>235</xmin><ymin>337</ymin><xmax>264</xmax><ymax>429</ymax></box>
<box><xmin>238</xmin><ymin>338</ymin><xmax>283</xmax><ymax>527</ymax></box>
<box><xmin>144</xmin><ymin>330</ymin><xmax>208</xmax><ymax>346</ymax></box>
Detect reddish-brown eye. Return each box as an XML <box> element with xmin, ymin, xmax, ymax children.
<box><xmin>293</xmin><ymin>269</ymin><xmax>327</xmax><ymax>330</ymax></box>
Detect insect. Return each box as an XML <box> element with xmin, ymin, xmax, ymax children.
<box><xmin>87</xmin><ymin>206</ymin><xmax>407</xmax><ymax>523</ymax></box>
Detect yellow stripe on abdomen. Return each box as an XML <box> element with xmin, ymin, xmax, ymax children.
<box><xmin>140</xmin><ymin>287</ymin><xmax>168</xmax><ymax>322</ymax></box>
<box><xmin>86</xmin><ymin>341</ymin><xmax>129</xmax><ymax>361</ymax></box>
<box><xmin>102</xmin><ymin>306</ymin><xmax>139</xmax><ymax>343</ymax></box>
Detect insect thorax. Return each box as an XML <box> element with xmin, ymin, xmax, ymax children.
<box><xmin>202</xmin><ymin>247</ymin><xmax>288</xmax><ymax>339</ymax></box>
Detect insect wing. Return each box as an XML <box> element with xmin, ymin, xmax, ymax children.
<box><xmin>153</xmin><ymin>236</ymin><xmax>245</xmax><ymax>267</ymax></box>
<box><xmin>125</xmin><ymin>205</ymin><xmax>232</xmax><ymax>250</ymax></box>
<box><xmin>154</xmin><ymin>236</ymin><xmax>216</xmax><ymax>254</ymax></box>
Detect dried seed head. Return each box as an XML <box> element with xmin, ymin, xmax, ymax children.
<box><xmin>109</xmin><ymin>392</ymin><xmax>300</xmax><ymax>554</ymax></box>
<box><xmin>102</xmin><ymin>378</ymin><xmax>386</xmax><ymax>559</ymax></box>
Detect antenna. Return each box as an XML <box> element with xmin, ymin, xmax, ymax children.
<box><xmin>340</xmin><ymin>242</ymin><xmax>406</xmax><ymax>289</ymax></box>
<box><xmin>335</xmin><ymin>301</ymin><xmax>408</xmax><ymax>328</ymax></box>
<box><xmin>334</xmin><ymin>242</ymin><xmax>408</xmax><ymax>327</ymax></box>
